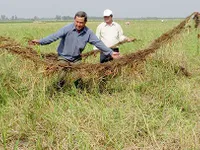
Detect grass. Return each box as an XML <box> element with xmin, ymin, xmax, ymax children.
<box><xmin>0</xmin><ymin>19</ymin><xmax>200</xmax><ymax>149</ymax></box>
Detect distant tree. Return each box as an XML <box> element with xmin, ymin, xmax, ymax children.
<box><xmin>1</xmin><ymin>15</ymin><xmax>6</xmax><ymax>20</ymax></box>
<box><xmin>55</xmin><ymin>15</ymin><xmax>62</xmax><ymax>21</ymax></box>
<box><xmin>61</xmin><ymin>16</ymin><xmax>72</xmax><ymax>20</ymax></box>
<box><xmin>11</xmin><ymin>16</ymin><xmax>15</xmax><ymax>20</ymax></box>
<box><xmin>14</xmin><ymin>15</ymin><xmax>18</xmax><ymax>20</ymax></box>
<box><xmin>33</xmin><ymin>16</ymin><xmax>39</xmax><ymax>21</ymax></box>
<box><xmin>10</xmin><ymin>15</ymin><xmax>18</xmax><ymax>20</ymax></box>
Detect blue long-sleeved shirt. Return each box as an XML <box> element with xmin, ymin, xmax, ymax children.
<box><xmin>39</xmin><ymin>23</ymin><xmax>113</xmax><ymax>62</ymax></box>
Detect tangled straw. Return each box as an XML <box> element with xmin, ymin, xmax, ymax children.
<box><xmin>0</xmin><ymin>12</ymin><xmax>197</xmax><ymax>79</ymax></box>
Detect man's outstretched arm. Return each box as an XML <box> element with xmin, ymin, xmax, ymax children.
<box><xmin>29</xmin><ymin>25</ymin><xmax>70</xmax><ymax>45</ymax></box>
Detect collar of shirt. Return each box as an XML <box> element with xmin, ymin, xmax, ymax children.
<box><xmin>72</xmin><ymin>23</ymin><xmax>87</xmax><ymax>35</ymax></box>
<box><xmin>104</xmin><ymin>22</ymin><xmax>115</xmax><ymax>27</ymax></box>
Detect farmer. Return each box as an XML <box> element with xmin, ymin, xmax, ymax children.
<box><xmin>29</xmin><ymin>11</ymin><xmax>120</xmax><ymax>89</ymax></box>
<box><xmin>30</xmin><ymin>11</ymin><xmax>120</xmax><ymax>63</ymax></box>
<box><xmin>94</xmin><ymin>9</ymin><xmax>132</xmax><ymax>63</ymax></box>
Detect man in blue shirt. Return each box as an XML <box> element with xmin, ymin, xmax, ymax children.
<box><xmin>30</xmin><ymin>11</ymin><xmax>120</xmax><ymax>63</ymax></box>
<box><xmin>30</xmin><ymin>11</ymin><xmax>120</xmax><ymax>90</ymax></box>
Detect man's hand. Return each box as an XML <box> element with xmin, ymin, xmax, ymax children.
<box><xmin>111</xmin><ymin>52</ymin><xmax>121</xmax><ymax>59</ymax></box>
<box><xmin>28</xmin><ymin>39</ymin><xmax>40</xmax><ymax>45</ymax></box>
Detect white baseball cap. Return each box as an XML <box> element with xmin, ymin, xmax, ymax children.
<box><xmin>103</xmin><ymin>9</ymin><xmax>113</xmax><ymax>16</ymax></box>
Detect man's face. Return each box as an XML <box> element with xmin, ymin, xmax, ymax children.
<box><xmin>104</xmin><ymin>16</ymin><xmax>112</xmax><ymax>24</ymax></box>
<box><xmin>74</xmin><ymin>16</ymin><xmax>86</xmax><ymax>31</ymax></box>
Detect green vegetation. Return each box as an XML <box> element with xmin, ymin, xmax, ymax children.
<box><xmin>0</xmin><ymin>20</ymin><xmax>200</xmax><ymax>149</ymax></box>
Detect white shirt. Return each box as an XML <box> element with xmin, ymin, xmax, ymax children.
<box><xmin>94</xmin><ymin>22</ymin><xmax>127</xmax><ymax>49</ymax></box>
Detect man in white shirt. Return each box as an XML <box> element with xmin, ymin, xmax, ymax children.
<box><xmin>95</xmin><ymin>9</ymin><xmax>131</xmax><ymax>63</ymax></box>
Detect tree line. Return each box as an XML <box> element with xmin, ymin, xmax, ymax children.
<box><xmin>0</xmin><ymin>14</ymin><xmax>184</xmax><ymax>22</ymax></box>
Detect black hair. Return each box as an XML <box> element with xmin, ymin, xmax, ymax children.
<box><xmin>74</xmin><ymin>11</ymin><xmax>87</xmax><ymax>22</ymax></box>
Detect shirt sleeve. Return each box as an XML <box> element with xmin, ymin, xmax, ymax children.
<box><xmin>118</xmin><ymin>24</ymin><xmax>127</xmax><ymax>42</ymax></box>
<box><xmin>39</xmin><ymin>25</ymin><xmax>69</xmax><ymax>45</ymax></box>
<box><xmin>89</xmin><ymin>30</ymin><xmax>113</xmax><ymax>56</ymax></box>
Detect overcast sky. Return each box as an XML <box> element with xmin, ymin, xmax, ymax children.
<box><xmin>0</xmin><ymin>0</ymin><xmax>200</xmax><ymax>18</ymax></box>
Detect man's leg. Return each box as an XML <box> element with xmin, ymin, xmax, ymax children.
<box><xmin>47</xmin><ymin>58</ymin><xmax>69</xmax><ymax>96</ymax></box>
<box><xmin>57</xmin><ymin>56</ymin><xmax>83</xmax><ymax>90</ymax></box>
<box><xmin>55</xmin><ymin>57</ymin><xmax>71</xmax><ymax>90</ymax></box>
<box><xmin>72</xmin><ymin>59</ymin><xmax>84</xmax><ymax>89</ymax></box>
<box><xmin>99</xmin><ymin>48</ymin><xmax>119</xmax><ymax>92</ymax></box>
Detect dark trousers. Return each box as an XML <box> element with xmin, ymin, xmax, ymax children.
<box><xmin>100</xmin><ymin>48</ymin><xmax>119</xmax><ymax>63</ymax></box>
<box><xmin>56</xmin><ymin>56</ymin><xmax>82</xmax><ymax>90</ymax></box>
<box><xmin>99</xmin><ymin>48</ymin><xmax>119</xmax><ymax>92</ymax></box>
